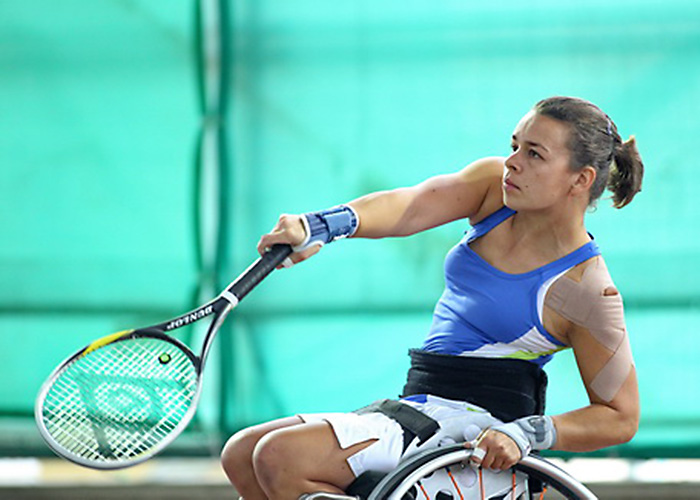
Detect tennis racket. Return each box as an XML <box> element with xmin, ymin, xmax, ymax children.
<box><xmin>35</xmin><ymin>244</ymin><xmax>292</xmax><ymax>470</ymax></box>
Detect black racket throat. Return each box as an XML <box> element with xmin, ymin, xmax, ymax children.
<box><xmin>155</xmin><ymin>244</ymin><xmax>293</xmax><ymax>333</ymax></box>
<box><xmin>153</xmin><ymin>296</ymin><xmax>228</xmax><ymax>334</ymax></box>
<box><xmin>113</xmin><ymin>243</ymin><xmax>294</xmax><ymax>371</ymax></box>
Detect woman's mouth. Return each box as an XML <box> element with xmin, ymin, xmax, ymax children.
<box><xmin>504</xmin><ymin>178</ymin><xmax>520</xmax><ymax>191</ymax></box>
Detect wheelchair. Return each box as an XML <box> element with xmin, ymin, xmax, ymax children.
<box><xmin>305</xmin><ymin>443</ymin><xmax>597</xmax><ymax>500</ymax></box>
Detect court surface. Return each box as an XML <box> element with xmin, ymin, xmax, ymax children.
<box><xmin>2</xmin><ymin>457</ymin><xmax>700</xmax><ymax>500</ymax></box>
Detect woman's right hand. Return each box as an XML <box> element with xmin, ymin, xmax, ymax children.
<box><xmin>257</xmin><ymin>214</ymin><xmax>323</xmax><ymax>268</ymax></box>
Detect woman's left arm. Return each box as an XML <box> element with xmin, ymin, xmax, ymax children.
<box><xmin>548</xmin><ymin>256</ymin><xmax>640</xmax><ymax>451</ymax></box>
<box><xmin>472</xmin><ymin>258</ymin><xmax>639</xmax><ymax>469</ymax></box>
<box><xmin>551</xmin><ymin>317</ymin><xmax>640</xmax><ymax>451</ymax></box>
<box><xmin>471</xmin><ymin>365</ymin><xmax>638</xmax><ymax>469</ymax></box>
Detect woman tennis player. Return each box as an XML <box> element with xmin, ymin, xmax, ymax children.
<box><xmin>221</xmin><ymin>96</ymin><xmax>643</xmax><ymax>500</ymax></box>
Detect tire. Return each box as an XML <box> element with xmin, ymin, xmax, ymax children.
<box><xmin>367</xmin><ymin>443</ymin><xmax>597</xmax><ymax>500</ymax></box>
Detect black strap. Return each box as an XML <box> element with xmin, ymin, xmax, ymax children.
<box><xmin>354</xmin><ymin>399</ymin><xmax>440</xmax><ymax>452</ymax></box>
<box><xmin>401</xmin><ymin>349</ymin><xmax>548</xmax><ymax>422</ymax></box>
<box><xmin>345</xmin><ymin>470</ymin><xmax>386</xmax><ymax>499</ymax></box>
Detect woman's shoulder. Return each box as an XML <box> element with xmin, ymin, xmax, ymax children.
<box><xmin>545</xmin><ymin>254</ymin><xmax>626</xmax><ymax>349</ymax></box>
<box><xmin>563</xmin><ymin>255</ymin><xmax>617</xmax><ymax>292</ymax></box>
<box><xmin>551</xmin><ymin>255</ymin><xmax>623</xmax><ymax>326</ymax></box>
<box><xmin>457</xmin><ymin>156</ymin><xmax>507</xmax><ymax>224</ymax></box>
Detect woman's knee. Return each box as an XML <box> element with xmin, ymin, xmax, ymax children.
<box><xmin>221</xmin><ymin>417</ymin><xmax>303</xmax><ymax>483</ymax></box>
<box><xmin>252</xmin><ymin>428</ymin><xmax>297</xmax><ymax>490</ymax></box>
<box><xmin>253</xmin><ymin>422</ymin><xmax>358</xmax><ymax>497</ymax></box>
<box><xmin>221</xmin><ymin>428</ymin><xmax>257</xmax><ymax>479</ymax></box>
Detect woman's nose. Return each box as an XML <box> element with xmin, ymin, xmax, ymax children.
<box><xmin>505</xmin><ymin>151</ymin><xmax>521</xmax><ymax>172</ymax></box>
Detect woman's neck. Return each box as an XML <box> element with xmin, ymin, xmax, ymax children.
<box><xmin>508</xmin><ymin>203</ymin><xmax>590</xmax><ymax>260</ymax></box>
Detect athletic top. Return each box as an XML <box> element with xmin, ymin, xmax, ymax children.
<box><xmin>421</xmin><ymin>206</ymin><xmax>601</xmax><ymax>367</ymax></box>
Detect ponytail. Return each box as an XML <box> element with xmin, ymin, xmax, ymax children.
<box><xmin>534</xmin><ymin>97</ymin><xmax>646</xmax><ymax>209</ymax></box>
<box><xmin>609</xmin><ymin>135</ymin><xmax>644</xmax><ymax>209</ymax></box>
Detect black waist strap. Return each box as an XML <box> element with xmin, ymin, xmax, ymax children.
<box><xmin>354</xmin><ymin>399</ymin><xmax>440</xmax><ymax>452</ymax></box>
<box><xmin>401</xmin><ymin>349</ymin><xmax>548</xmax><ymax>422</ymax></box>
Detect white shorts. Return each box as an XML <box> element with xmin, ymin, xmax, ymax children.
<box><xmin>299</xmin><ymin>395</ymin><xmax>501</xmax><ymax>477</ymax></box>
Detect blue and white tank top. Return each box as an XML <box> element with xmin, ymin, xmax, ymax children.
<box><xmin>422</xmin><ymin>206</ymin><xmax>600</xmax><ymax>367</ymax></box>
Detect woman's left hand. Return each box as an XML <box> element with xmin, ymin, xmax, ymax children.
<box><xmin>465</xmin><ymin>429</ymin><xmax>522</xmax><ymax>470</ymax></box>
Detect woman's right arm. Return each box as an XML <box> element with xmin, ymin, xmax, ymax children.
<box><xmin>350</xmin><ymin>156</ymin><xmax>505</xmax><ymax>238</ymax></box>
<box><xmin>258</xmin><ymin>156</ymin><xmax>505</xmax><ymax>263</ymax></box>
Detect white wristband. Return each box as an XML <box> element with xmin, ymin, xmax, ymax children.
<box><xmin>491</xmin><ymin>415</ymin><xmax>557</xmax><ymax>458</ymax></box>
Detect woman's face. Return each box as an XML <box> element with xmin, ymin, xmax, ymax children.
<box><xmin>503</xmin><ymin>111</ymin><xmax>583</xmax><ymax>212</ymax></box>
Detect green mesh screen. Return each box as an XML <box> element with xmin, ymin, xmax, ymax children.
<box><xmin>1</xmin><ymin>0</ymin><xmax>699</xmax><ymax>459</ymax></box>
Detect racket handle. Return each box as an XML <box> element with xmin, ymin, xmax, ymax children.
<box><xmin>229</xmin><ymin>244</ymin><xmax>293</xmax><ymax>301</ymax></box>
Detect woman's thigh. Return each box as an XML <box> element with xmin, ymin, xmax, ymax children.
<box><xmin>300</xmin><ymin>412</ymin><xmax>405</xmax><ymax>478</ymax></box>
<box><xmin>253</xmin><ymin>419</ymin><xmax>380</xmax><ymax>492</ymax></box>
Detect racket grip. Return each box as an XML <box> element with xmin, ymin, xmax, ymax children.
<box><xmin>229</xmin><ymin>244</ymin><xmax>293</xmax><ymax>301</ymax></box>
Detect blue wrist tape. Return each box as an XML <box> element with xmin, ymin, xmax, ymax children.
<box><xmin>299</xmin><ymin>205</ymin><xmax>359</xmax><ymax>250</ymax></box>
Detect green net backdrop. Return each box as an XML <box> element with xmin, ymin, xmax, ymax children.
<box><xmin>1</xmin><ymin>0</ymin><xmax>698</xmax><ymax>458</ymax></box>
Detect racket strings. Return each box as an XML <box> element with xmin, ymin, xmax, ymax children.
<box><xmin>40</xmin><ymin>336</ymin><xmax>197</xmax><ymax>464</ymax></box>
<box><xmin>45</xmin><ymin>345</ymin><xmax>193</xmax><ymax>461</ymax></box>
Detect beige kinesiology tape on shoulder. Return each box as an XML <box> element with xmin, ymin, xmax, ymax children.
<box><xmin>547</xmin><ymin>258</ymin><xmax>633</xmax><ymax>402</ymax></box>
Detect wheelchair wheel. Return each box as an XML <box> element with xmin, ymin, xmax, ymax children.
<box><xmin>366</xmin><ymin>443</ymin><xmax>597</xmax><ymax>500</ymax></box>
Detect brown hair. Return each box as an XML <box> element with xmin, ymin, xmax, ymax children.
<box><xmin>533</xmin><ymin>96</ymin><xmax>644</xmax><ymax>208</ymax></box>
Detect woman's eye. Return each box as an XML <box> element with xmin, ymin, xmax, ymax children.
<box><xmin>510</xmin><ymin>144</ymin><xmax>518</xmax><ymax>152</ymax></box>
<box><xmin>528</xmin><ymin>149</ymin><xmax>541</xmax><ymax>159</ymax></box>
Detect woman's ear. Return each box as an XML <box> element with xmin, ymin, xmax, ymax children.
<box><xmin>571</xmin><ymin>165</ymin><xmax>597</xmax><ymax>195</ymax></box>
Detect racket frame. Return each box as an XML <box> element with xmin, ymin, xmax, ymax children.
<box><xmin>35</xmin><ymin>244</ymin><xmax>291</xmax><ymax>469</ymax></box>
<box><xmin>35</xmin><ymin>330</ymin><xmax>201</xmax><ymax>469</ymax></box>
